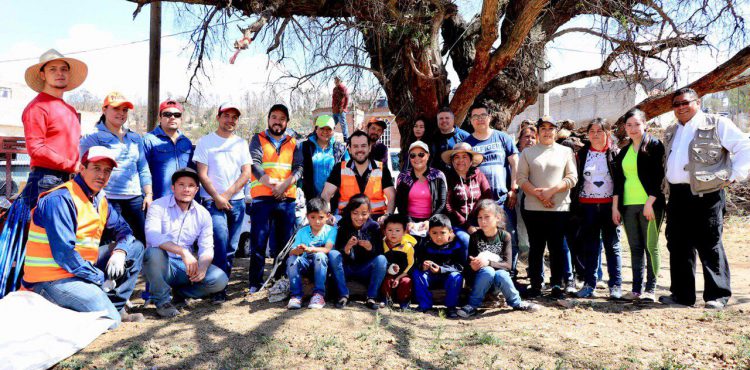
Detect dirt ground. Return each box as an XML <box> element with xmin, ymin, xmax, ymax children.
<box><xmin>56</xmin><ymin>217</ymin><xmax>750</xmax><ymax>369</ymax></box>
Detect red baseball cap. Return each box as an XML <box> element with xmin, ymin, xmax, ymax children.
<box><xmin>81</xmin><ymin>146</ymin><xmax>118</xmax><ymax>167</ymax></box>
<box><xmin>159</xmin><ymin>99</ymin><xmax>184</xmax><ymax>113</ymax></box>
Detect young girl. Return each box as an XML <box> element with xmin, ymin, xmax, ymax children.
<box><xmin>458</xmin><ymin>199</ymin><xmax>540</xmax><ymax>317</ymax></box>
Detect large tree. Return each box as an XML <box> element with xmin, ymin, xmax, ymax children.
<box><xmin>128</xmin><ymin>0</ymin><xmax>748</xmax><ymax>139</ymax></box>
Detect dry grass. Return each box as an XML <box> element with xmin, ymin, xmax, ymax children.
<box><xmin>56</xmin><ymin>218</ymin><xmax>750</xmax><ymax>369</ymax></box>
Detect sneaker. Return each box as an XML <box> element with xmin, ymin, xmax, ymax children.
<box><xmin>564</xmin><ymin>282</ymin><xmax>578</xmax><ymax>294</ymax></box>
<box><xmin>366</xmin><ymin>297</ymin><xmax>380</xmax><ymax>310</ymax></box>
<box><xmin>119</xmin><ymin>307</ymin><xmax>146</xmax><ymax>323</ymax></box>
<box><xmin>287</xmin><ymin>296</ymin><xmax>302</xmax><ymax>309</ymax></box>
<box><xmin>596</xmin><ymin>280</ymin><xmax>608</xmax><ymax>289</ymax></box>
<box><xmin>156</xmin><ymin>303</ymin><xmax>180</xmax><ymax>318</ymax></box>
<box><xmin>622</xmin><ymin>291</ymin><xmax>641</xmax><ymax>301</ymax></box>
<box><xmin>211</xmin><ymin>291</ymin><xmax>227</xmax><ymax>305</ymax></box>
<box><xmin>705</xmin><ymin>300</ymin><xmax>726</xmax><ymax>309</ymax></box>
<box><xmin>457</xmin><ymin>305</ymin><xmax>478</xmax><ymax>318</ymax></box>
<box><xmin>550</xmin><ymin>285</ymin><xmax>565</xmax><ymax>300</ymax></box>
<box><xmin>446</xmin><ymin>308</ymin><xmax>459</xmax><ymax>318</ymax></box>
<box><xmin>609</xmin><ymin>286</ymin><xmax>623</xmax><ymax>300</ymax></box>
<box><xmin>247</xmin><ymin>286</ymin><xmax>260</xmax><ymax>295</ymax></box>
<box><xmin>513</xmin><ymin>301</ymin><xmax>541</xmax><ymax>312</ymax></box>
<box><xmin>576</xmin><ymin>285</ymin><xmax>596</xmax><ymax>298</ymax></box>
<box><xmin>308</xmin><ymin>293</ymin><xmax>326</xmax><ymax>309</ymax></box>
<box><xmin>640</xmin><ymin>291</ymin><xmax>656</xmax><ymax>302</ymax></box>
<box><xmin>335</xmin><ymin>296</ymin><xmax>349</xmax><ymax>309</ymax></box>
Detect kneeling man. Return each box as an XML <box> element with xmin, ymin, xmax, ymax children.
<box><xmin>143</xmin><ymin>167</ymin><xmax>228</xmax><ymax>318</ymax></box>
<box><xmin>23</xmin><ymin>146</ymin><xmax>145</xmax><ymax>329</ymax></box>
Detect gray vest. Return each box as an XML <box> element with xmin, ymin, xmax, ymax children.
<box><xmin>663</xmin><ymin>114</ymin><xmax>731</xmax><ymax>196</ymax></box>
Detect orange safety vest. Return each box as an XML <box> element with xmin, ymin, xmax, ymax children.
<box><xmin>23</xmin><ymin>180</ymin><xmax>108</xmax><ymax>283</ymax></box>
<box><xmin>249</xmin><ymin>132</ymin><xmax>297</xmax><ymax>199</ymax></box>
<box><xmin>338</xmin><ymin>160</ymin><xmax>387</xmax><ymax>214</ymax></box>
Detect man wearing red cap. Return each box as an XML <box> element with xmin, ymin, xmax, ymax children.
<box><xmin>20</xmin><ymin>49</ymin><xmax>88</xmax><ymax>209</ymax></box>
<box><xmin>143</xmin><ymin>99</ymin><xmax>194</xmax><ymax>200</ymax></box>
<box><xmin>22</xmin><ymin>146</ymin><xmax>146</xmax><ymax>329</ymax></box>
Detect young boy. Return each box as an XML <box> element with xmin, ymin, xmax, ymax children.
<box><xmin>380</xmin><ymin>214</ymin><xmax>417</xmax><ymax>309</ymax></box>
<box><xmin>458</xmin><ymin>200</ymin><xmax>540</xmax><ymax>317</ymax></box>
<box><xmin>286</xmin><ymin>198</ymin><xmax>337</xmax><ymax>309</ymax></box>
<box><xmin>412</xmin><ymin>214</ymin><xmax>467</xmax><ymax>317</ymax></box>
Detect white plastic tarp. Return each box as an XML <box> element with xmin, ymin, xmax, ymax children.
<box><xmin>0</xmin><ymin>291</ymin><xmax>114</xmax><ymax>370</ymax></box>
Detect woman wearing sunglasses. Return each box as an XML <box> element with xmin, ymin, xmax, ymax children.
<box><xmin>394</xmin><ymin>141</ymin><xmax>447</xmax><ymax>238</ymax></box>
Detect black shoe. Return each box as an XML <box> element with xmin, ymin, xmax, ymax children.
<box><xmin>212</xmin><ymin>291</ymin><xmax>227</xmax><ymax>305</ymax></box>
<box><xmin>366</xmin><ymin>297</ymin><xmax>380</xmax><ymax>310</ymax></box>
<box><xmin>335</xmin><ymin>296</ymin><xmax>349</xmax><ymax>309</ymax></box>
<box><xmin>550</xmin><ymin>286</ymin><xmax>565</xmax><ymax>300</ymax></box>
<box><xmin>524</xmin><ymin>286</ymin><xmax>542</xmax><ymax>298</ymax></box>
<box><xmin>446</xmin><ymin>308</ymin><xmax>459</xmax><ymax>319</ymax></box>
<box><xmin>658</xmin><ymin>295</ymin><xmax>690</xmax><ymax>306</ymax></box>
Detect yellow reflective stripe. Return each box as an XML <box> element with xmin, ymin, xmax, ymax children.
<box><xmin>24</xmin><ymin>256</ymin><xmax>61</xmax><ymax>267</ymax></box>
<box><xmin>27</xmin><ymin>231</ymin><xmax>49</xmax><ymax>244</ymax></box>
<box><xmin>371</xmin><ymin>201</ymin><xmax>386</xmax><ymax>208</ymax></box>
<box><xmin>261</xmin><ymin>162</ymin><xmax>292</xmax><ymax>170</ymax></box>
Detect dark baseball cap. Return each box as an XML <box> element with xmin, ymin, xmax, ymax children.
<box><xmin>171</xmin><ymin>167</ymin><xmax>199</xmax><ymax>185</ymax></box>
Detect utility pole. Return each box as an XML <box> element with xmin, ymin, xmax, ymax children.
<box><xmin>147</xmin><ymin>1</ymin><xmax>162</xmax><ymax>132</ymax></box>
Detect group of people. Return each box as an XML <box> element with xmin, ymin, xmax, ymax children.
<box><xmin>11</xmin><ymin>49</ymin><xmax>750</xmax><ymax>329</ymax></box>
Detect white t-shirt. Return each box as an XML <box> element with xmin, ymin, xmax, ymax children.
<box><xmin>194</xmin><ymin>132</ymin><xmax>252</xmax><ymax>201</ymax></box>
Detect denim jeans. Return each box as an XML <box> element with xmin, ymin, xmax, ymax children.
<box><xmin>142</xmin><ymin>247</ymin><xmax>229</xmax><ymax>306</ymax></box>
<box><xmin>413</xmin><ymin>270</ymin><xmax>463</xmax><ymax>310</ymax></box>
<box><xmin>524</xmin><ymin>210</ymin><xmax>568</xmax><ymax>289</ymax></box>
<box><xmin>332</xmin><ymin>112</ymin><xmax>348</xmax><ymax>141</ymax></box>
<box><xmin>328</xmin><ymin>250</ymin><xmax>387</xmax><ymax>299</ymax></box>
<box><xmin>248</xmin><ymin>199</ymin><xmax>296</xmax><ymax>289</ymax></box>
<box><xmin>287</xmin><ymin>252</ymin><xmax>328</xmax><ymax>297</ymax></box>
<box><xmin>20</xmin><ymin>168</ymin><xmax>70</xmax><ymax>210</ymax></box>
<box><xmin>453</xmin><ymin>227</ymin><xmax>470</xmax><ymax>252</ymax></box>
<box><xmin>32</xmin><ymin>239</ymin><xmax>145</xmax><ymax>330</ymax></box>
<box><xmin>579</xmin><ymin>203</ymin><xmax>622</xmax><ymax>288</ymax></box>
<box><xmin>467</xmin><ymin>267</ymin><xmax>521</xmax><ymax>308</ymax></box>
<box><xmin>107</xmin><ymin>196</ymin><xmax>146</xmax><ymax>243</ymax></box>
<box><xmin>205</xmin><ymin>198</ymin><xmax>245</xmax><ymax>282</ymax></box>
<box><xmin>503</xmin><ymin>203</ymin><xmax>519</xmax><ymax>276</ymax></box>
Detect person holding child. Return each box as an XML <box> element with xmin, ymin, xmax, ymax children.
<box><xmin>457</xmin><ymin>200</ymin><xmax>540</xmax><ymax>317</ymax></box>
<box><xmin>286</xmin><ymin>198</ymin><xmax>337</xmax><ymax>309</ymax></box>
<box><xmin>328</xmin><ymin>194</ymin><xmax>388</xmax><ymax>309</ymax></box>
<box><xmin>380</xmin><ymin>214</ymin><xmax>418</xmax><ymax>310</ymax></box>
<box><xmin>412</xmin><ymin>214</ymin><xmax>467</xmax><ymax>318</ymax></box>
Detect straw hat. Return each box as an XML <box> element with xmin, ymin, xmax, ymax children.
<box><xmin>440</xmin><ymin>142</ymin><xmax>483</xmax><ymax>166</ymax></box>
<box><xmin>24</xmin><ymin>49</ymin><xmax>87</xmax><ymax>93</ymax></box>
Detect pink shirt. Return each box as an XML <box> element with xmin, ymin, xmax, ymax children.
<box><xmin>408</xmin><ymin>178</ymin><xmax>432</xmax><ymax>219</ymax></box>
<box><xmin>22</xmin><ymin>92</ymin><xmax>80</xmax><ymax>173</ymax></box>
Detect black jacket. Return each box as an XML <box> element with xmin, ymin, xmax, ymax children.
<box><xmin>612</xmin><ymin>133</ymin><xmax>666</xmax><ymax>212</ymax></box>
<box><xmin>571</xmin><ymin>142</ymin><xmax>620</xmax><ymax>210</ymax></box>
<box><xmin>299</xmin><ymin>133</ymin><xmax>347</xmax><ymax>202</ymax></box>
<box><xmin>395</xmin><ymin>168</ymin><xmax>447</xmax><ymax>222</ymax></box>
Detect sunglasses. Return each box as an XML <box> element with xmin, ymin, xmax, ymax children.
<box><xmin>161</xmin><ymin>112</ymin><xmax>182</xmax><ymax>118</ymax></box>
<box><xmin>409</xmin><ymin>152</ymin><xmax>427</xmax><ymax>159</ymax></box>
<box><xmin>671</xmin><ymin>99</ymin><xmax>695</xmax><ymax>108</ymax></box>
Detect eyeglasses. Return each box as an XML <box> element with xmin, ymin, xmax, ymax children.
<box><xmin>161</xmin><ymin>112</ymin><xmax>182</xmax><ymax>118</ymax></box>
<box><xmin>671</xmin><ymin>99</ymin><xmax>695</xmax><ymax>108</ymax></box>
<box><xmin>470</xmin><ymin>113</ymin><xmax>490</xmax><ymax>121</ymax></box>
<box><xmin>409</xmin><ymin>152</ymin><xmax>427</xmax><ymax>159</ymax></box>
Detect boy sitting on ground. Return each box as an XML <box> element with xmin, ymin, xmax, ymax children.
<box><xmin>286</xmin><ymin>198</ymin><xmax>337</xmax><ymax>309</ymax></box>
<box><xmin>458</xmin><ymin>200</ymin><xmax>540</xmax><ymax>317</ymax></box>
<box><xmin>412</xmin><ymin>214</ymin><xmax>467</xmax><ymax>318</ymax></box>
<box><xmin>381</xmin><ymin>214</ymin><xmax>418</xmax><ymax>310</ymax></box>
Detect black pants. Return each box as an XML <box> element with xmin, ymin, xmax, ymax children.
<box><xmin>524</xmin><ymin>210</ymin><xmax>569</xmax><ymax>289</ymax></box>
<box><xmin>666</xmin><ymin>184</ymin><xmax>731</xmax><ymax>305</ymax></box>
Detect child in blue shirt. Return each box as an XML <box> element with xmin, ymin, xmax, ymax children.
<box><xmin>413</xmin><ymin>214</ymin><xmax>467</xmax><ymax>317</ymax></box>
<box><xmin>286</xmin><ymin>198</ymin><xmax>337</xmax><ymax>309</ymax></box>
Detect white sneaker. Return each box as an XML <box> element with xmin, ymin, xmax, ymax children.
<box><xmin>609</xmin><ymin>286</ymin><xmax>623</xmax><ymax>300</ymax></box>
<box><xmin>287</xmin><ymin>296</ymin><xmax>302</xmax><ymax>309</ymax></box>
<box><xmin>308</xmin><ymin>293</ymin><xmax>326</xmax><ymax>309</ymax></box>
<box><xmin>705</xmin><ymin>300</ymin><xmax>726</xmax><ymax>309</ymax></box>
<box><xmin>640</xmin><ymin>291</ymin><xmax>656</xmax><ymax>302</ymax></box>
<box><xmin>622</xmin><ymin>291</ymin><xmax>640</xmax><ymax>301</ymax></box>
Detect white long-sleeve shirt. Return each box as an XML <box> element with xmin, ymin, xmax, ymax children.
<box><xmin>666</xmin><ymin>112</ymin><xmax>750</xmax><ymax>184</ymax></box>
<box><xmin>145</xmin><ymin>195</ymin><xmax>214</xmax><ymax>260</ymax></box>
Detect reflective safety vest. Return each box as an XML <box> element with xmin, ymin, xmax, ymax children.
<box><xmin>23</xmin><ymin>180</ymin><xmax>108</xmax><ymax>283</ymax></box>
<box><xmin>338</xmin><ymin>160</ymin><xmax>387</xmax><ymax>214</ymax></box>
<box><xmin>249</xmin><ymin>132</ymin><xmax>297</xmax><ymax>199</ymax></box>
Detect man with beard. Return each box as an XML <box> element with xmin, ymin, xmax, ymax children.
<box><xmin>247</xmin><ymin>104</ymin><xmax>303</xmax><ymax>293</ymax></box>
<box><xmin>432</xmin><ymin>107</ymin><xmax>470</xmax><ymax>173</ymax></box>
<box><xmin>194</xmin><ymin>103</ymin><xmax>252</xmax><ymax>303</ymax></box>
<box><xmin>366</xmin><ymin>118</ymin><xmax>390</xmax><ymax>164</ymax></box>
<box><xmin>322</xmin><ymin>130</ymin><xmax>396</xmax><ymax>223</ymax></box>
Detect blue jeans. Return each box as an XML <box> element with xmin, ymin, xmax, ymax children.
<box><xmin>107</xmin><ymin>196</ymin><xmax>146</xmax><ymax>243</ymax></box>
<box><xmin>579</xmin><ymin>203</ymin><xmax>622</xmax><ymax>288</ymax></box>
<box><xmin>332</xmin><ymin>112</ymin><xmax>348</xmax><ymax>141</ymax></box>
<box><xmin>32</xmin><ymin>239</ymin><xmax>145</xmax><ymax>330</ymax></box>
<box><xmin>503</xmin><ymin>203</ymin><xmax>519</xmax><ymax>276</ymax></box>
<box><xmin>328</xmin><ymin>250</ymin><xmax>387</xmax><ymax>299</ymax></box>
<box><xmin>287</xmin><ymin>252</ymin><xmax>328</xmax><ymax>297</ymax></box>
<box><xmin>453</xmin><ymin>227</ymin><xmax>470</xmax><ymax>252</ymax></box>
<box><xmin>21</xmin><ymin>168</ymin><xmax>69</xmax><ymax>210</ymax></box>
<box><xmin>248</xmin><ymin>199</ymin><xmax>295</xmax><ymax>288</ymax></box>
<box><xmin>467</xmin><ymin>267</ymin><xmax>521</xmax><ymax>308</ymax></box>
<box><xmin>205</xmin><ymin>199</ymin><xmax>245</xmax><ymax>282</ymax></box>
<box><xmin>142</xmin><ymin>247</ymin><xmax>229</xmax><ymax>306</ymax></box>
<box><xmin>413</xmin><ymin>270</ymin><xmax>463</xmax><ymax>310</ymax></box>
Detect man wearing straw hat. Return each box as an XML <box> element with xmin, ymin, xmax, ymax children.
<box><xmin>21</xmin><ymin>49</ymin><xmax>88</xmax><ymax>209</ymax></box>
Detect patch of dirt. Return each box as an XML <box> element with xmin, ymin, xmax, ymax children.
<box><xmin>56</xmin><ymin>220</ymin><xmax>750</xmax><ymax>369</ymax></box>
